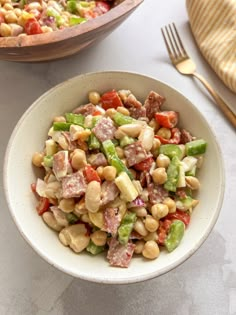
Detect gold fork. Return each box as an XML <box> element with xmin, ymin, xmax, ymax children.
<box><xmin>161</xmin><ymin>23</ymin><xmax>236</xmax><ymax>128</ymax></box>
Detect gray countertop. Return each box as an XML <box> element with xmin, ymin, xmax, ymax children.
<box><xmin>0</xmin><ymin>0</ymin><xmax>235</xmax><ymax>314</ymax></box>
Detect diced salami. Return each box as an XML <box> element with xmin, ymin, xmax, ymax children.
<box><xmin>62</xmin><ymin>131</ymin><xmax>78</xmax><ymax>151</ymax></box>
<box><xmin>129</xmin><ymin>106</ymin><xmax>147</xmax><ymax>119</ymax></box>
<box><xmin>147</xmin><ymin>183</ymin><xmax>168</xmax><ymax>204</ymax></box>
<box><xmin>144</xmin><ymin>91</ymin><xmax>165</xmax><ymax>120</ymax></box>
<box><xmin>53</xmin><ymin>151</ymin><xmax>70</xmax><ymax>180</ymax></box>
<box><xmin>73</xmin><ymin>103</ymin><xmax>97</xmax><ymax>116</ymax></box>
<box><xmin>180</xmin><ymin>129</ymin><xmax>193</xmax><ymax>144</ymax></box>
<box><xmin>124</xmin><ymin>141</ymin><xmax>148</xmax><ymax>167</ymax></box>
<box><xmin>107</xmin><ymin>237</ymin><xmax>135</xmax><ymax>268</ymax></box>
<box><xmin>87</xmin><ymin>153</ymin><xmax>108</xmax><ymax>167</ymax></box>
<box><xmin>61</xmin><ymin>171</ymin><xmax>87</xmax><ymax>199</ymax></box>
<box><xmin>125</xmin><ymin>94</ymin><xmax>142</xmax><ymax>108</ymax></box>
<box><xmin>101</xmin><ymin>181</ymin><xmax>119</xmax><ymax>205</ymax></box>
<box><xmin>92</xmin><ymin>117</ymin><xmax>116</xmax><ymax>142</ymax></box>
<box><xmin>103</xmin><ymin>207</ymin><xmax>120</xmax><ymax>236</ymax></box>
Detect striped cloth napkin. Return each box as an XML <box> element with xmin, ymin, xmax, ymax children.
<box><xmin>186</xmin><ymin>0</ymin><xmax>236</xmax><ymax>93</ymax></box>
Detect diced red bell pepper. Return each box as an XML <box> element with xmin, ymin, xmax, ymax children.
<box><xmin>155</xmin><ymin>127</ymin><xmax>181</xmax><ymax>144</ymax></box>
<box><xmin>155</xmin><ymin>111</ymin><xmax>178</xmax><ymax>128</ymax></box>
<box><xmin>36</xmin><ymin>197</ymin><xmax>50</xmax><ymax>215</ymax></box>
<box><xmin>101</xmin><ymin>90</ymin><xmax>123</xmax><ymax>110</ymax></box>
<box><xmin>83</xmin><ymin>165</ymin><xmax>101</xmax><ymax>183</ymax></box>
<box><xmin>166</xmin><ymin>209</ymin><xmax>191</xmax><ymax>227</ymax></box>
<box><xmin>92</xmin><ymin>109</ymin><xmax>103</xmax><ymax>116</ymax></box>
<box><xmin>25</xmin><ymin>18</ymin><xmax>42</xmax><ymax>35</ymax></box>
<box><xmin>95</xmin><ymin>1</ymin><xmax>110</xmax><ymax>13</ymax></box>
<box><xmin>133</xmin><ymin>157</ymin><xmax>154</xmax><ymax>171</ymax></box>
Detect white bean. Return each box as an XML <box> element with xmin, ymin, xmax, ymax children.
<box><xmin>138</xmin><ymin>126</ymin><xmax>154</xmax><ymax>151</ymax></box>
<box><xmin>42</xmin><ymin>212</ymin><xmax>63</xmax><ymax>232</ymax></box>
<box><xmin>85</xmin><ymin>181</ymin><xmax>101</xmax><ymax>213</ymax></box>
<box><xmin>119</xmin><ymin>123</ymin><xmax>143</xmax><ymax>138</ymax></box>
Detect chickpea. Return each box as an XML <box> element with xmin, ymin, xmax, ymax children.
<box><xmin>156</xmin><ymin>154</ymin><xmax>170</xmax><ymax>168</ymax></box>
<box><xmin>151</xmin><ymin>203</ymin><xmax>169</xmax><ymax>220</ymax></box>
<box><xmin>0</xmin><ymin>8</ymin><xmax>7</xmax><ymax>15</ymax></box>
<box><xmin>151</xmin><ymin>167</ymin><xmax>167</xmax><ymax>184</ymax></box>
<box><xmin>74</xmin><ymin>198</ymin><xmax>87</xmax><ymax>215</ymax></box>
<box><xmin>115</xmin><ymin>146</ymin><xmax>124</xmax><ymax>159</ymax></box>
<box><xmin>116</xmin><ymin>106</ymin><xmax>130</xmax><ymax>116</ymax></box>
<box><xmin>41</xmin><ymin>26</ymin><xmax>53</xmax><ymax>33</ymax></box>
<box><xmin>96</xmin><ymin>166</ymin><xmax>104</xmax><ymax>180</ymax></box>
<box><xmin>59</xmin><ymin>198</ymin><xmax>75</xmax><ymax>213</ymax></box>
<box><xmin>142</xmin><ymin>240</ymin><xmax>160</xmax><ymax>259</ymax></box>
<box><xmin>185</xmin><ymin>176</ymin><xmax>200</xmax><ymax>190</ymax></box>
<box><xmin>105</xmin><ymin>108</ymin><xmax>116</xmax><ymax>118</ymax></box>
<box><xmin>149</xmin><ymin>118</ymin><xmax>159</xmax><ymax>131</ymax></box>
<box><xmin>133</xmin><ymin>218</ymin><xmax>148</xmax><ymax>237</ymax></box>
<box><xmin>0</xmin><ymin>22</ymin><xmax>11</xmax><ymax>37</ymax></box>
<box><xmin>80</xmin><ymin>213</ymin><xmax>91</xmax><ymax>224</ymax></box>
<box><xmin>156</xmin><ymin>127</ymin><xmax>171</xmax><ymax>139</ymax></box>
<box><xmin>144</xmin><ymin>232</ymin><xmax>158</xmax><ymax>242</ymax></box>
<box><xmin>145</xmin><ymin>215</ymin><xmax>159</xmax><ymax>232</ymax></box>
<box><xmin>53</xmin><ymin>116</ymin><xmax>66</xmax><ymax>123</ymax></box>
<box><xmin>3</xmin><ymin>3</ymin><xmax>13</xmax><ymax>10</ymax></box>
<box><xmin>163</xmin><ymin>197</ymin><xmax>176</xmax><ymax>213</ymax></box>
<box><xmin>151</xmin><ymin>137</ymin><xmax>161</xmax><ymax>155</ymax></box>
<box><xmin>32</xmin><ymin>152</ymin><xmax>44</xmax><ymax>167</ymax></box>
<box><xmin>130</xmin><ymin>206</ymin><xmax>147</xmax><ymax>217</ymax></box>
<box><xmin>42</xmin><ymin>212</ymin><xmax>63</xmax><ymax>232</ymax></box>
<box><xmin>13</xmin><ymin>8</ymin><xmax>22</xmax><ymax>17</ymax></box>
<box><xmin>71</xmin><ymin>149</ymin><xmax>87</xmax><ymax>170</ymax></box>
<box><xmin>103</xmin><ymin>166</ymin><xmax>117</xmax><ymax>181</ymax></box>
<box><xmin>134</xmin><ymin>240</ymin><xmax>145</xmax><ymax>254</ymax></box>
<box><xmin>88</xmin><ymin>91</ymin><xmax>101</xmax><ymax>105</ymax></box>
<box><xmin>91</xmin><ymin>230</ymin><xmax>107</xmax><ymax>246</ymax></box>
<box><xmin>27</xmin><ymin>2</ymin><xmax>42</xmax><ymax>10</ymax></box>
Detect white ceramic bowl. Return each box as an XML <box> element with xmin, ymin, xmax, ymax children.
<box><xmin>4</xmin><ymin>71</ymin><xmax>225</xmax><ymax>284</ymax></box>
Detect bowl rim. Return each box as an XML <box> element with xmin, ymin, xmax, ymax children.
<box><xmin>3</xmin><ymin>70</ymin><xmax>225</xmax><ymax>284</ymax></box>
<box><xmin>0</xmin><ymin>0</ymin><xmax>143</xmax><ymax>48</ymax></box>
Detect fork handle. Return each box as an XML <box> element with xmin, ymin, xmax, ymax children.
<box><xmin>192</xmin><ymin>72</ymin><xmax>236</xmax><ymax>128</ymax></box>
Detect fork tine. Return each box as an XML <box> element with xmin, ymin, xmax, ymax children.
<box><xmin>172</xmin><ymin>23</ymin><xmax>187</xmax><ymax>57</ymax></box>
<box><xmin>164</xmin><ymin>25</ymin><xmax>178</xmax><ymax>59</ymax></box>
<box><xmin>161</xmin><ymin>27</ymin><xmax>173</xmax><ymax>59</ymax></box>
<box><xmin>168</xmin><ymin>23</ymin><xmax>182</xmax><ymax>57</ymax></box>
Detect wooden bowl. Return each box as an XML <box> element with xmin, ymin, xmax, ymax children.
<box><xmin>0</xmin><ymin>0</ymin><xmax>143</xmax><ymax>62</ymax></box>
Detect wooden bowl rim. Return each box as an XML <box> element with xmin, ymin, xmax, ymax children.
<box><xmin>0</xmin><ymin>0</ymin><xmax>143</xmax><ymax>48</ymax></box>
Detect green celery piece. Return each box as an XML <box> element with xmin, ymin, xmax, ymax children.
<box><xmin>164</xmin><ymin>156</ymin><xmax>181</xmax><ymax>192</ymax></box>
<box><xmin>113</xmin><ymin>112</ymin><xmax>135</xmax><ymax>126</ymax></box>
<box><xmin>102</xmin><ymin>140</ymin><xmax>133</xmax><ymax>179</ymax></box>
<box><xmin>111</xmin><ymin>157</ymin><xmax>133</xmax><ymax>180</ymax></box>
<box><xmin>67</xmin><ymin>0</ymin><xmax>77</xmax><ymax>13</ymax></box>
<box><xmin>66</xmin><ymin>213</ymin><xmax>79</xmax><ymax>224</ymax></box>
<box><xmin>88</xmin><ymin>133</ymin><xmax>101</xmax><ymax>150</ymax></box>
<box><xmin>65</xmin><ymin>113</ymin><xmax>85</xmax><ymax>126</ymax></box>
<box><xmin>43</xmin><ymin>155</ymin><xmax>53</xmax><ymax>168</ymax></box>
<box><xmin>91</xmin><ymin>116</ymin><xmax>101</xmax><ymax>127</ymax></box>
<box><xmin>46</xmin><ymin>6</ymin><xmax>60</xmax><ymax>18</ymax></box>
<box><xmin>164</xmin><ymin>220</ymin><xmax>185</xmax><ymax>252</ymax></box>
<box><xmin>118</xmin><ymin>212</ymin><xmax>136</xmax><ymax>245</ymax></box>
<box><xmin>185</xmin><ymin>139</ymin><xmax>207</xmax><ymax>156</ymax></box>
<box><xmin>176</xmin><ymin>196</ymin><xmax>194</xmax><ymax>211</ymax></box>
<box><xmin>86</xmin><ymin>240</ymin><xmax>104</xmax><ymax>255</ymax></box>
<box><xmin>102</xmin><ymin>139</ymin><xmax>118</xmax><ymax>160</ymax></box>
<box><xmin>159</xmin><ymin>144</ymin><xmax>182</xmax><ymax>159</ymax></box>
<box><xmin>53</xmin><ymin>122</ymin><xmax>71</xmax><ymax>131</ymax></box>
<box><xmin>120</xmin><ymin>136</ymin><xmax>135</xmax><ymax>148</ymax></box>
<box><xmin>186</xmin><ymin>165</ymin><xmax>197</xmax><ymax>176</ymax></box>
